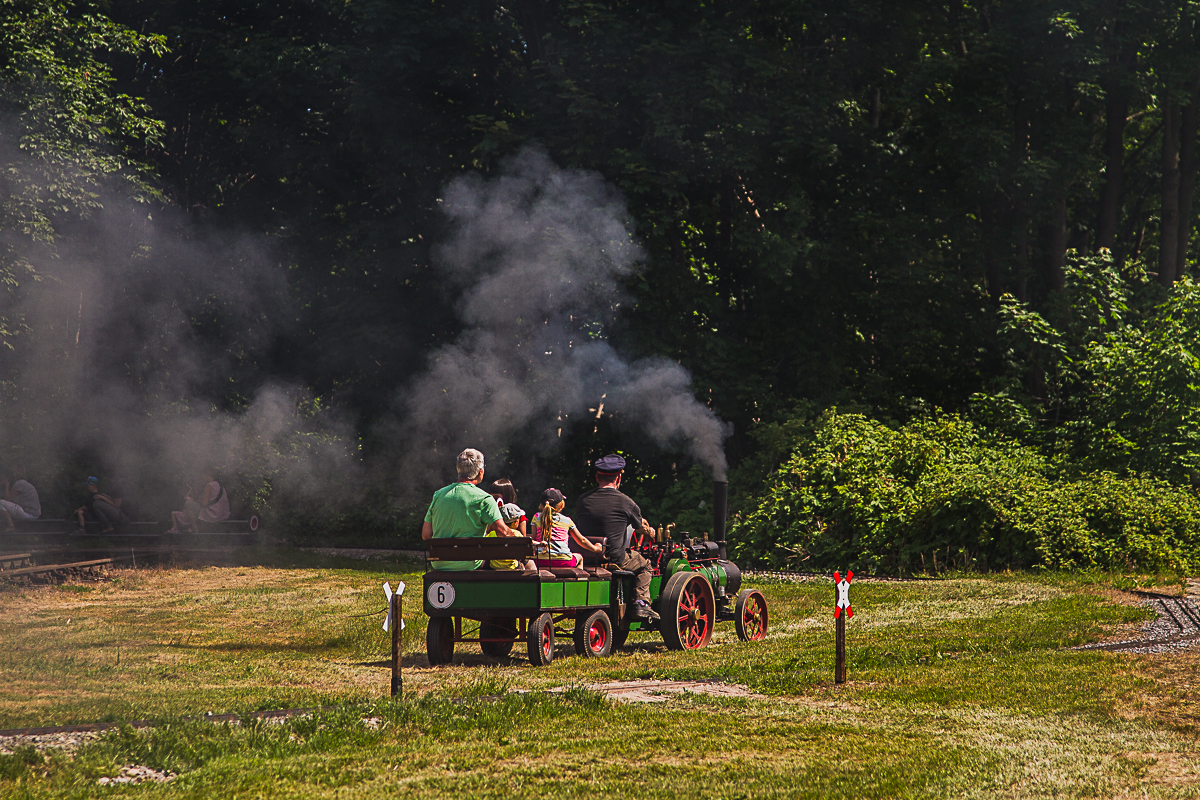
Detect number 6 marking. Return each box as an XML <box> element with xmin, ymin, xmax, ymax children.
<box><xmin>427</xmin><ymin>581</ymin><xmax>455</xmax><ymax>609</ymax></box>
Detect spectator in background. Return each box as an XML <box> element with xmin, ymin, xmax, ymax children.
<box><xmin>0</xmin><ymin>465</ymin><xmax>40</xmax><ymax>531</ymax></box>
<box><xmin>74</xmin><ymin>476</ymin><xmax>130</xmax><ymax>534</ymax></box>
<box><xmin>166</xmin><ymin>469</ymin><xmax>230</xmax><ymax>533</ymax></box>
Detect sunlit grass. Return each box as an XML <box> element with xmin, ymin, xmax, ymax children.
<box><xmin>1</xmin><ymin>552</ymin><xmax>1198</xmax><ymax>798</ymax></box>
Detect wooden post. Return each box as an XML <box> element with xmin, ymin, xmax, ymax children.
<box><xmin>835</xmin><ymin>607</ymin><xmax>846</xmax><ymax>684</ymax></box>
<box><xmin>390</xmin><ymin>590</ymin><xmax>402</xmax><ymax>698</ymax></box>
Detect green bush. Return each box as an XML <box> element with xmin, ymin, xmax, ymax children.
<box><xmin>730</xmin><ymin>410</ymin><xmax>1200</xmax><ymax>574</ymax></box>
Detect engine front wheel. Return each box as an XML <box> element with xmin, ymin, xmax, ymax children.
<box><xmin>527</xmin><ymin>612</ymin><xmax>556</xmax><ymax>666</ymax></box>
<box><xmin>734</xmin><ymin>589</ymin><xmax>769</xmax><ymax>642</ymax></box>
<box><xmin>426</xmin><ymin>616</ymin><xmax>455</xmax><ymax>666</ymax></box>
<box><xmin>659</xmin><ymin>572</ymin><xmax>716</xmax><ymax>651</ymax></box>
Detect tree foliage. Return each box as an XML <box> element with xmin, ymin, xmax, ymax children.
<box><xmin>6</xmin><ymin>1</ymin><xmax>1200</xmax><ymax>553</ymax></box>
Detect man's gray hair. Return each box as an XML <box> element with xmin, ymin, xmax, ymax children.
<box><xmin>456</xmin><ymin>448</ymin><xmax>485</xmax><ymax>481</ymax></box>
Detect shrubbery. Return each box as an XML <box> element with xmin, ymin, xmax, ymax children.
<box><xmin>730</xmin><ymin>410</ymin><xmax>1200</xmax><ymax>575</ymax></box>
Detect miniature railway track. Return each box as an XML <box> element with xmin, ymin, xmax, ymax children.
<box><xmin>1075</xmin><ymin>589</ymin><xmax>1200</xmax><ymax>654</ymax></box>
<box><xmin>743</xmin><ymin>569</ymin><xmax>922</xmax><ymax>583</ymax></box>
<box><xmin>0</xmin><ymin>556</ymin><xmax>134</xmax><ymax>583</ymax></box>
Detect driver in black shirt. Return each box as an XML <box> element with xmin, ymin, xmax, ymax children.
<box><xmin>573</xmin><ymin>454</ymin><xmax>660</xmax><ymax>624</ymax></box>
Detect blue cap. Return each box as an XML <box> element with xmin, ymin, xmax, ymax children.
<box><xmin>86</xmin><ymin>476</ymin><xmax>99</xmax><ymax>485</ymax></box>
<box><xmin>594</xmin><ymin>454</ymin><xmax>626</xmax><ymax>474</ymax></box>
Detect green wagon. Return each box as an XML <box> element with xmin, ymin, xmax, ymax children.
<box><xmin>423</xmin><ymin>535</ymin><xmax>769</xmax><ymax>666</ymax></box>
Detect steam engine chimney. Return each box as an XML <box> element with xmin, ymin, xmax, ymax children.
<box><xmin>713</xmin><ymin>480</ymin><xmax>728</xmax><ymax>560</ymax></box>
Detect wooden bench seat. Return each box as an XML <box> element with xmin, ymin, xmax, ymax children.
<box><xmin>428</xmin><ymin>537</ymin><xmax>535</xmax><ymax>562</ymax></box>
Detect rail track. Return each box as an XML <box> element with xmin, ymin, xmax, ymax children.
<box><xmin>0</xmin><ymin>545</ymin><xmax>267</xmax><ymax>585</ymax></box>
<box><xmin>743</xmin><ymin>569</ymin><xmax>924</xmax><ymax>583</ymax></box>
<box><xmin>1073</xmin><ymin>585</ymin><xmax>1200</xmax><ymax>654</ymax></box>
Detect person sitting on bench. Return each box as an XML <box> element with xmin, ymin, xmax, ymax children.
<box><xmin>0</xmin><ymin>465</ymin><xmax>40</xmax><ymax>531</ymax></box>
<box><xmin>421</xmin><ymin>448</ymin><xmax>514</xmax><ymax>570</ymax></box>
<box><xmin>574</xmin><ymin>454</ymin><xmax>660</xmax><ymax>623</ymax></box>
<box><xmin>531</xmin><ymin>488</ymin><xmax>602</xmax><ymax>568</ymax></box>
<box><xmin>166</xmin><ymin>469</ymin><xmax>230</xmax><ymax>533</ymax></box>
<box><xmin>74</xmin><ymin>476</ymin><xmax>130</xmax><ymax>533</ymax></box>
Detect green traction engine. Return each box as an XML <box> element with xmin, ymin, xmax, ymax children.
<box><xmin>422</xmin><ymin>480</ymin><xmax>769</xmax><ymax>666</ymax></box>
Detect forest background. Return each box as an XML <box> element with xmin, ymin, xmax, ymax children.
<box><xmin>4</xmin><ymin>0</ymin><xmax>1200</xmax><ymax>575</ymax></box>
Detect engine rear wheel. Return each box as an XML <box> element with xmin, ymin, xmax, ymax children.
<box><xmin>426</xmin><ymin>616</ymin><xmax>455</xmax><ymax>666</ymax></box>
<box><xmin>527</xmin><ymin>612</ymin><xmax>556</xmax><ymax>666</ymax></box>
<box><xmin>480</xmin><ymin>617</ymin><xmax>516</xmax><ymax>658</ymax></box>
<box><xmin>734</xmin><ymin>589</ymin><xmax>769</xmax><ymax>641</ymax></box>
<box><xmin>659</xmin><ymin>572</ymin><xmax>715</xmax><ymax>651</ymax></box>
<box><xmin>573</xmin><ymin>610</ymin><xmax>612</xmax><ymax>658</ymax></box>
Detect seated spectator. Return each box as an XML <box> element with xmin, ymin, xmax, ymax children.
<box><xmin>531</xmin><ymin>488</ymin><xmax>602</xmax><ymax>568</ymax></box>
<box><xmin>166</xmin><ymin>469</ymin><xmax>230</xmax><ymax>533</ymax></box>
<box><xmin>421</xmin><ymin>448</ymin><xmax>513</xmax><ymax>570</ymax></box>
<box><xmin>488</xmin><ymin>478</ymin><xmax>535</xmax><ymax>572</ymax></box>
<box><xmin>0</xmin><ymin>465</ymin><xmax>40</xmax><ymax>531</ymax></box>
<box><xmin>74</xmin><ymin>476</ymin><xmax>130</xmax><ymax>534</ymax></box>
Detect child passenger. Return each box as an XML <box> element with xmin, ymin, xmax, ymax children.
<box><xmin>488</xmin><ymin>478</ymin><xmax>535</xmax><ymax>572</ymax></box>
<box><xmin>531</xmin><ymin>488</ymin><xmax>602</xmax><ymax>568</ymax></box>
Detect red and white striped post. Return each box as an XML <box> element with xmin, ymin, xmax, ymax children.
<box><xmin>834</xmin><ymin>570</ymin><xmax>853</xmax><ymax>684</ymax></box>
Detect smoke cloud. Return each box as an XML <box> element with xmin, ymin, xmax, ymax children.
<box><xmin>390</xmin><ymin>147</ymin><xmax>730</xmax><ymax>484</ymax></box>
<box><xmin>0</xmin><ymin>135</ymin><xmax>726</xmax><ymax>523</ymax></box>
<box><xmin>0</xmin><ymin>129</ymin><xmax>358</xmax><ymax>516</ymax></box>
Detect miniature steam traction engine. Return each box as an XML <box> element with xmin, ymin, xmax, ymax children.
<box><xmin>422</xmin><ymin>481</ymin><xmax>769</xmax><ymax>666</ymax></box>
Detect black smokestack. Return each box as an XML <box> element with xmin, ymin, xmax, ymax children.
<box><xmin>713</xmin><ymin>480</ymin><xmax>728</xmax><ymax>560</ymax></box>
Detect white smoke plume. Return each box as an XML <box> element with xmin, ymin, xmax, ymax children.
<box><xmin>391</xmin><ymin>147</ymin><xmax>730</xmax><ymax>484</ymax></box>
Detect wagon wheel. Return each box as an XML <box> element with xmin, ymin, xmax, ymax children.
<box><xmin>734</xmin><ymin>589</ymin><xmax>769</xmax><ymax>642</ymax></box>
<box><xmin>573</xmin><ymin>610</ymin><xmax>613</xmax><ymax>658</ymax></box>
<box><xmin>480</xmin><ymin>617</ymin><xmax>516</xmax><ymax>658</ymax></box>
<box><xmin>527</xmin><ymin>612</ymin><xmax>556</xmax><ymax>666</ymax></box>
<box><xmin>426</xmin><ymin>616</ymin><xmax>455</xmax><ymax>666</ymax></box>
<box><xmin>659</xmin><ymin>572</ymin><xmax>715</xmax><ymax>651</ymax></box>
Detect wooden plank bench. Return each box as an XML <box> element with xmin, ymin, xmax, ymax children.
<box><xmin>428</xmin><ymin>537</ymin><xmax>534</xmax><ymax>562</ymax></box>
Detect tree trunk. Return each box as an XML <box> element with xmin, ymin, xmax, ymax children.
<box><xmin>1096</xmin><ymin>92</ymin><xmax>1129</xmax><ymax>252</ymax></box>
<box><xmin>1176</xmin><ymin>77</ymin><xmax>1200</xmax><ymax>281</ymax></box>
<box><xmin>1014</xmin><ymin>218</ymin><xmax>1030</xmax><ymax>302</ymax></box>
<box><xmin>1096</xmin><ymin>39</ymin><xmax>1135</xmax><ymax>253</ymax></box>
<box><xmin>1047</xmin><ymin>192</ymin><xmax>1068</xmax><ymax>292</ymax></box>
<box><xmin>981</xmin><ymin>198</ymin><xmax>1006</xmax><ymax>301</ymax></box>
<box><xmin>1160</xmin><ymin>99</ymin><xmax>1181</xmax><ymax>286</ymax></box>
<box><xmin>513</xmin><ymin>0</ymin><xmax>546</xmax><ymax>66</ymax></box>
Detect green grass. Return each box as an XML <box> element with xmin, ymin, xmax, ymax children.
<box><xmin>1</xmin><ymin>551</ymin><xmax>1198</xmax><ymax>798</ymax></box>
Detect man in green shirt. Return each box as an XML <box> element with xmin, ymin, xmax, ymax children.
<box><xmin>421</xmin><ymin>448</ymin><xmax>513</xmax><ymax>570</ymax></box>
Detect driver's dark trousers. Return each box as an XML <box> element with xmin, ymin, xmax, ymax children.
<box><xmin>616</xmin><ymin>550</ymin><xmax>653</xmax><ymax>605</ymax></box>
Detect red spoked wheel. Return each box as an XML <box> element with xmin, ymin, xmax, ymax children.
<box><xmin>659</xmin><ymin>572</ymin><xmax>715</xmax><ymax>651</ymax></box>
<box><xmin>573</xmin><ymin>609</ymin><xmax>612</xmax><ymax>658</ymax></box>
<box><xmin>734</xmin><ymin>589</ymin><xmax>769</xmax><ymax>641</ymax></box>
<box><xmin>527</xmin><ymin>612</ymin><xmax>555</xmax><ymax>666</ymax></box>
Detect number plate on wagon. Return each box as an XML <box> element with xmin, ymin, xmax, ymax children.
<box><xmin>427</xmin><ymin>581</ymin><xmax>456</xmax><ymax>609</ymax></box>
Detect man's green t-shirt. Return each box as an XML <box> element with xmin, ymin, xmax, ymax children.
<box><xmin>425</xmin><ymin>482</ymin><xmax>502</xmax><ymax>570</ymax></box>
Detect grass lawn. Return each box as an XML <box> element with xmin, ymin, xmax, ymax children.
<box><xmin>2</xmin><ymin>549</ymin><xmax>1199</xmax><ymax>798</ymax></box>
